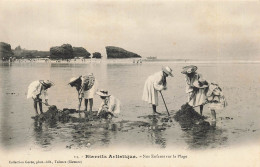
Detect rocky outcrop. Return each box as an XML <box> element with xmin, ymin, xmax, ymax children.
<box><xmin>50</xmin><ymin>44</ymin><xmax>74</xmax><ymax>59</ymax></box>
<box><xmin>105</xmin><ymin>46</ymin><xmax>141</xmax><ymax>59</ymax></box>
<box><xmin>73</xmin><ymin>47</ymin><xmax>91</xmax><ymax>59</ymax></box>
<box><xmin>92</xmin><ymin>52</ymin><xmax>102</xmax><ymax>59</ymax></box>
<box><xmin>0</xmin><ymin>42</ymin><xmax>14</xmax><ymax>60</ymax></box>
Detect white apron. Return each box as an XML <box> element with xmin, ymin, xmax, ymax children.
<box><xmin>142</xmin><ymin>71</ymin><xmax>166</xmax><ymax>106</ymax></box>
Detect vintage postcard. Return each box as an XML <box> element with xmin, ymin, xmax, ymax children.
<box><xmin>0</xmin><ymin>0</ymin><xmax>259</xmax><ymax>166</ymax></box>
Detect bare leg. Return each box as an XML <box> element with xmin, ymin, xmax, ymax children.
<box><xmin>152</xmin><ymin>105</ymin><xmax>156</xmax><ymax>113</ymax></box>
<box><xmin>211</xmin><ymin>109</ymin><xmax>216</xmax><ymax>120</ymax></box>
<box><xmin>39</xmin><ymin>99</ymin><xmax>43</xmax><ymax>114</ymax></box>
<box><xmin>89</xmin><ymin>98</ymin><xmax>93</xmax><ymax>112</ymax></box>
<box><xmin>33</xmin><ymin>100</ymin><xmax>39</xmax><ymax>115</ymax></box>
<box><xmin>200</xmin><ymin>105</ymin><xmax>204</xmax><ymax>115</ymax></box>
<box><xmin>84</xmin><ymin>99</ymin><xmax>88</xmax><ymax>112</ymax></box>
<box><xmin>78</xmin><ymin>98</ymin><xmax>82</xmax><ymax>116</ymax></box>
<box><xmin>152</xmin><ymin>105</ymin><xmax>161</xmax><ymax>115</ymax></box>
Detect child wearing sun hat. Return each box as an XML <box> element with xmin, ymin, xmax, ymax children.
<box><xmin>27</xmin><ymin>80</ymin><xmax>54</xmax><ymax>115</ymax></box>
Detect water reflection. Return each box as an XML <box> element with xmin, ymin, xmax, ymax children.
<box><xmin>147</xmin><ymin>115</ymin><xmax>167</xmax><ymax>148</ymax></box>
<box><xmin>31</xmin><ymin>110</ymin><xmax>227</xmax><ymax>150</ymax></box>
<box><xmin>180</xmin><ymin>121</ymin><xmax>227</xmax><ymax>149</ymax></box>
<box><xmin>31</xmin><ymin>110</ymin><xmax>172</xmax><ymax>149</ymax></box>
<box><xmin>33</xmin><ymin>120</ymin><xmax>56</xmax><ymax>148</ymax></box>
<box><xmin>69</xmin><ymin>120</ymin><xmax>116</xmax><ymax>148</ymax></box>
<box><xmin>137</xmin><ymin>115</ymin><xmax>170</xmax><ymax>148</ymax></box>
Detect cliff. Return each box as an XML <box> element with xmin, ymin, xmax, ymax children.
<box><xmin>105</xmin><ymin>46</ymin><xmax>141</xmax><ymax>59</ymax></box>
<box><xmin>73</xmin><ymin>47</ymin><xmax>91</xmax><ymax>58</ymax></box>
<box><xmin>0</xmin><ymin>42</ymin><xmax>14</xmax><ymax>60</ymax></box>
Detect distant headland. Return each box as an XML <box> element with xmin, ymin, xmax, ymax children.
<box><xmin>105</xmin><ymin>46</ymin><xmax>141</xmax><ymax>59</ymax></box>
<box><xmin>0</xmin><ymin>42</ymin><xmax>142</xmax><ymax>61</ymax></box>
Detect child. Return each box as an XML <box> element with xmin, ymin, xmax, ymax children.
<box><xmin>96</xmin><ymin>90</ymin><xmax>120</xmax><ymax>119</ymax></box>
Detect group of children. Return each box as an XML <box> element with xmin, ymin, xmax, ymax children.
<box><xmin>27</xmin><ymin>73</ymin><xmax>120</xmax><ymax>118</ymax></box>
<box><xmin>27</xmin><ymin>65</ymin><xmax>227</xmax><ymax>121</ymax></box>
<box><xmin>142</xmin><ymin>65</ymin><xmax>228</xmax><ymax>121</ymax></box>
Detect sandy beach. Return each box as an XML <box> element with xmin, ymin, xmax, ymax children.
<box><xmin>1</xmin><ymin>60</ymin><xmax>259</xmax><ymax>152</ymax></box>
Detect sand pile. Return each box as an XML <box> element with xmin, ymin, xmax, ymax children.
<box><xmin>32</xmin><ymin>105</ymin><xmax>115</xmax><ymax>123</ymax></box>
<box><xmin>62</xmin><ymin>108</ymin><xmax>77</xmax><ymax>114</ymax></box>
<box><xmin>98</xmin><ymin>111</ymin><xmax>114</xmax><ymax>119</ymax></box>
<box><xmin>174</xmin><ymin>103</ymin><xmax>204</xmax><ymax>122</ymax></box>
<box><xmin>32</xmin><ymin>106</ymin><xmax>71</xmax><ymax>122</ymax></box>
<box><xmin>174</xmin><ymin>103</ymin><xmax>210</xmax><ymax>129</ymax></box>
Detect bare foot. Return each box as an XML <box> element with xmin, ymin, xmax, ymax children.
<box><xmin>153</xmin><ymin>111</ymin><xmax>161</xmax><ymax>115</ymax></box>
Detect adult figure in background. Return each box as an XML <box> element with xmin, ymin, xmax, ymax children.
<box><xmin>27</xmin><ymin>80</ymin><xmax>54</xmax><ymax>115</ymax></box>
<box><xmin>142</xmin><ymin>66</ymin><xmax>173</xmax><ymax>115</ymax></box>
<box><xmin>181</xmin><ymin>65</ymin><xmax>208</xmax><ymax>115</ymax></box>
<box><xmin>96</xmin><ymin>89</ymin><xmax>121</xmax><ymax>119</ymax></box>
<box><xmin>69</xmin><ymin>73</ymin><xmax>98</xmax><ymax>114</ymax></box>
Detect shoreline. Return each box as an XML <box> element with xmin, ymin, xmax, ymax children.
<box><xmin>2</xmin><ymin>58</ymin><xmax>260</xmax><ymax>65</ymax></box>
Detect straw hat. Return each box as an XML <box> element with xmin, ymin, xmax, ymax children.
<box><xmin>96</xmin><ymin>89</ymin><xmax>110</xmax><ymax>97</ymax></box>
<box><xmin>162</xmin><ymin>66</ymin><xmax>173</xmax><ymax>77</ymax></box>
<box><xmin>68</xmin><ymin>77</ymin><xmax>80</xmax><ymax>85</ymax></box>
<box><xmin>181</xmin><ymin>65</ymin><xmax>198</xmax><ymax>74</ymax></box>
<box><xmin>39</xmin><ymin>80</ymin><xmax>54</xmax><ymax>87</ymax></box>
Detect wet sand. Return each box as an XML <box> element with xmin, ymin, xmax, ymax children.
<box><xmin>1</xmin><ymin>61</ymin><xmax>260</xmax><ymax>151</ymax></box>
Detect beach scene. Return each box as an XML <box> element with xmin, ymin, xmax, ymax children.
<box><xmin>1</xmin><ymin>60</ymin><xmax>260</xmax><ymax>151</ymax></box>
<box><xmin>1</xmin><ymin>0</ymin><xmax>260</xmax><ymax>166</ymax></box>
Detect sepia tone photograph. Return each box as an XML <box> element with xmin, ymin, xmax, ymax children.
<box><xmin>0</xmin><ymin>0</ymin><xmax>260</xmax><ymax>166</ymax></box>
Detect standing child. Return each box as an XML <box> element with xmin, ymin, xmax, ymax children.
<box><xmin>142</xmin><ymin>66</ymin><xmax>173</xmax><ymax>115</ymax></box>
<box><xmin>69</xmin><ymin>73</ymin><xmax>98</xmax><ymax>114</ymax></box>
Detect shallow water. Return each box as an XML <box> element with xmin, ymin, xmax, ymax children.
<box><xmin>0</xmin><ymin>60</ymin><xmax>260</xmax><ymax>151</ymax></box>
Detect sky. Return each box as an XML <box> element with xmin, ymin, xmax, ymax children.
<box><xmin>0</xmin><ymin>0</ymin><xmax>260</xmax><ymax>60</ymax></box>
